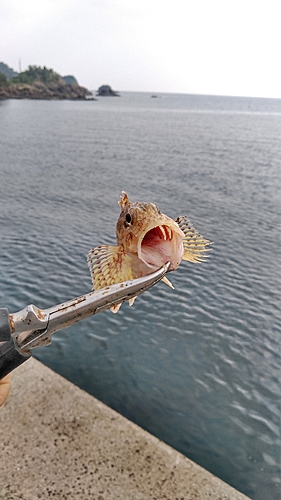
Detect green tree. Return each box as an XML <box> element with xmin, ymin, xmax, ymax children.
<box><xmin>12</xmin><ymin>65</ymin><xmax>61</xmax><ymax>84</ymax></box>
<box><xmin>0</xmin><ymin>71</ymin><xmax>10</xmax><ymax>87</ymax></box>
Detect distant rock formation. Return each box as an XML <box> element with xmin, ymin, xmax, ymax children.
<box><xmin>0</xmin><ymin>81</ymin><xmax>95</xmax><ymax>100</ymax></box>
<box><xmin>97</xmin><ymin>85</ymin><xmax>119</xmax><ymax>96</ymax></box>
<box><xmin>62</xmin><ymin>75</ymin><xmax>78</xmax><ymax>85</ymax></box>
<box><xmin>0</xmin><ymin>62</ymin><xmax>95</xmax><ymax>101</ymax></box>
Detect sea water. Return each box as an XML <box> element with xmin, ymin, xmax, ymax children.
<box><xmin>0</xmin><ymin>92</ymin><xmax>280</xmax><ymax>499</ymax></box>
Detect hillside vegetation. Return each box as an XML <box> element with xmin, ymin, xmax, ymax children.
<box><xmin>11</xmin><ymin>65</ymin><xmax>61</xmax><ymax>85</ymax></box>
<box><xmin>0</xmin><ymin>63</ymin><xmax>94</xmax><ymax>100</ymax></box>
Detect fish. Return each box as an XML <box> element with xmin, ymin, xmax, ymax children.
<box><xmin>87</xmin><ymin>191</ymin><xmax>211</xmax><ymax>312</ymax></box>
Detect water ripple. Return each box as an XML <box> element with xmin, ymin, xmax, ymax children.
<box><xmin>0</xmin><ymin>95</ymin><xmax>280</xmax><ymax>500</ymax></box>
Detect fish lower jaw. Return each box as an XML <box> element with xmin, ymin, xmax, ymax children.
<box><xmin>138</xmin><ymin>255</ymin><xmax>181</xmax><ymax>273</ymax></box>
<box><xmin>138</xmin><ymin>242</ymin><xmax>183</xmax><ymax>271</ymax></box>
<box><xmin>136</xmin><ymin>224</ymin><xmax>184</xmax><ymax>271</ymax></box>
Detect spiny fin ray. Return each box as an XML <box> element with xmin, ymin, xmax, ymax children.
<box><xmin>175</xmin><ymin>215</ymin><xmax>211</xmax><ymax>263</ymax></box>
<box><xmin>162</xmin><ymin>276</ymin><xmax>174</xmax><ymax>289</ymax></box>
<box><xmin>87</xmin><ymin>245</ymin><xmax>135</xmax><ymax>290</ymax></box>
<box><xmin>87</xmin><ymin>245</ymin><xmax>136</xmax><ymax>313</ymax></box>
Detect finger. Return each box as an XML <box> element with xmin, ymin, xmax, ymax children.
<box><xmin>0</xmin><ymin>374</ymin><xmax>11</xmax><ymax>407</ymax></box>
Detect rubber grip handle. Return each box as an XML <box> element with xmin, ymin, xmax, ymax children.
<box><xmin>0</xmin><ymin>308</ymin><xmax>31</xmax><ymax>378</ymax></box>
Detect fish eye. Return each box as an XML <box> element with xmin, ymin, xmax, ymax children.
<box><xmin>125</xmin><ymin>213</ymin><xmax>132</xmax><ymax>224</ymax></box>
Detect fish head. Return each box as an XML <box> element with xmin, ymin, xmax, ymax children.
<box><xmin>116</xmin><ymin>192</ymin><xmax>185</xmax><ymax>271</ymax></box>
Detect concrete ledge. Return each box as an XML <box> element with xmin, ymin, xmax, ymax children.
<box><xmin>0</xmin><ymin>358</ymin><xmax>250</xmax><ymax>499</ymax></box>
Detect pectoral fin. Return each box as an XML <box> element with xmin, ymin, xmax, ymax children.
<box><xmin>175</xmin><ymin>215</ymin><xmax>211</xmax><ymax>263</ymax></box>
<box><xmin>87</xmin><ymin>245</ymin><xmax>135</xmax><ymax>291</ymax></box>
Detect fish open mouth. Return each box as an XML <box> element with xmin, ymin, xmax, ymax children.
<box><xmin>139</xmin><ymin>224</ymin><xmax>184</xmax><ymax>270</ymax></box>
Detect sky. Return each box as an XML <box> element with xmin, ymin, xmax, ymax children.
<box><xmin>1</xmin><ymin>0</ymin><xmax>280</xmax><ymax>98</ymax></box>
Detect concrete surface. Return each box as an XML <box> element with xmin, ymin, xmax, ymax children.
<box><xmin>0</xmin><ymin>358</ymin><xmax>251</xmax><ymax>500</ymax></box>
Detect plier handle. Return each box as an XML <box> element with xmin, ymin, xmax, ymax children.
<box><xmin>0</xmin><ymin>263</ymin><xmax>169</xmax><ymax>378</ymax></box>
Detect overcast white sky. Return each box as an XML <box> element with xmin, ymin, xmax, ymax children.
<box><xmin>1</xmin><ymin>0</ymin><xmax>280</xmax><ymax>98</ymax></box>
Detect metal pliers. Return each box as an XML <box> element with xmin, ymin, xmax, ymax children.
<box><xmin>0</xmin><ymin>263</ymin><xmax>170</xmax><ymax>378</ymax></box>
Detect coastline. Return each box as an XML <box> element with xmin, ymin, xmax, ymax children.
<box><xmin>0</xmin><ymin>81</ymin><xmax>95</xmax><ymax>100</ymax></box>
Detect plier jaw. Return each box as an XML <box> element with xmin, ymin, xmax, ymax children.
<box><xmin>0</xmin><ymin>263</ymin><xmax>170</xmax><ymax>377</ymax></box>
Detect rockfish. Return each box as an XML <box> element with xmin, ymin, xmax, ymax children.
<box><xmin>87</xmin><ymin>192</ymin><xmax>210</xmax><ymax>312</ymax></box>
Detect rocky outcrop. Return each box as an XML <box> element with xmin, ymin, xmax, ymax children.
<box><xmin>97</xmin><ymin>85</ymin><xmax>119</xmax><ymax>96</ymax></box>
<box><xmin>62</xmin><ymin>75</ymin><xmax>78</xmax><ymax>85</ymax></box>
<box><xmin>0</xmin><ymin>81</ymin><xmax>95</xmax><ymax>100</ymax></box>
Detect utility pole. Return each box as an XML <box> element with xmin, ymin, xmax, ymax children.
<box><xmin>19</xmin><ymin>58</ymin><xmax>22</xmax><ymax>73</ymax></box>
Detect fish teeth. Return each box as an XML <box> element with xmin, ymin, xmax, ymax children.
<box><xmin>166</xmin><ymin>226</ymin><xmax>172</xmax><ymax>240</ymax></box>
<box><xmin>159</xmin><ymin>225</ymin><xmax>167</xmax><ymax>240</ymax></box>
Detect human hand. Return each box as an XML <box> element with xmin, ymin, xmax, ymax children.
<box><xmin>0</xmin><ymin>374</ymin><xmax>11</xmax><ymax>406</ymax></box>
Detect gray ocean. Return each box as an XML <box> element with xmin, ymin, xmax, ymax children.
<box><xmin>0</xmin><ymin>92</ymin><xmax>280</xmax><ymax>499</ymax></box>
